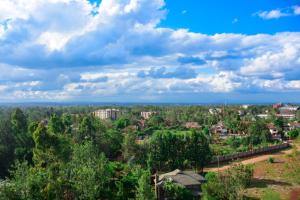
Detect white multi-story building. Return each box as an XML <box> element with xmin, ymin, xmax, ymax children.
<box><xmin>141</xmin><ymin>111</ymin><xmax>158</xmax><ymax>119</ymax></box>
<box><xmin>93</xmin><ymin>109</ymin><xmax>120</xmax><ymax>120</ymax></box>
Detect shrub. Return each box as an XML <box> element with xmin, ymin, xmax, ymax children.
<box><xmin>268</xmin><ymin>157</ymin><xmax>274</xmax><ymax>163</ymax></box>
<box><xmin>262</xmin><ymin>189</ymin><xmax>280</xmax><ymax>200</ymax></box>
<box><xmin>288</xmin><ymin>129</ymin><xmax>299</xmax><ymax>139</ymax></box>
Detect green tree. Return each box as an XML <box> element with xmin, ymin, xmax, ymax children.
<box><xmin>163</xmin><ymin>180</ymin><xmax>193</xmax><ymax>200</ymax></box>
<box><xmin>122</xmin><ymin>131</ymin><xmax>139</xmax><ymax>161</ymax></box>
<box><xmin>135</xmin><ymin>170</ymin><xmax>155</xmax><ymax>200</ymax></box>
<box><xmin>188</xmin><ymin>130</ymin><xmax>211</xmax><ymax>172</ymax></box>
<box><xmin>202</xmin><ymin>164</ymin><xmax>253</xmax><ymax>200</ymax></box>
<box><xmin>67</xmin><ymin>142</ymin><xmax>112</xmax><ymax>200</ymax></box>
<box><xmin>0</xmin><ymin>120</ymin><xmax>15</xmax><ymax>177</ymax></box>
<box><xmin>48</xmin><ymin>114</ymin><xmax>64</xmax><ymax>135</ymax></box>
<box><xmin>248</xmin><ymin>120</ymin><xmax>271</xmax><ymax>145</ymax></box>
<box><xmin>62</xmin><ymin>113</ymin><xmax>72</xmax><ymax>134</ymax></box>
<box><xmin>77</xmin><ymin>116</ymin><xmax>96</xmax><ymax>142</ymax></box>
<box><xmin>11</xmin><ymin>108</ymin><xmax>33</xmax><ymax>161</ymax></box>
<box><xmin>288</xmin><ymin>129</ymin><xmax>299</xmax><ymax>139</ymax></box>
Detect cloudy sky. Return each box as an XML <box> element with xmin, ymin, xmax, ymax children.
<box><xmin>0</xmin><ymin>0</ymin><xmax>300</xmax><ymax>103</ymax></box>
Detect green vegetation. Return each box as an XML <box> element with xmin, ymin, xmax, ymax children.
<box><xmin>261</xmin><ymin>189</ymin><xmax>281</xmax><ymax>200</ymax></box>
<box><xmin>202</xmin><ymin>164</ymin><xmax>253</xmax><ymax>200</ymax></box>
<box><xmin>0</xmin><ymin>104</ymin><xmax>299</xmax><ymax>199</ymax></box>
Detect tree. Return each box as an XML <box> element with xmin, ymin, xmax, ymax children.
<box><xmin>188</xmin><ymin>130</ymin><xmax>211</xmax><ymax>172</ymax></box>
<box><xmin>135</xmin><ymin>170</ymin><xmax>155</xmax><ymax>200</ymax></box>
<box><xmin>11</xmin><ymin>108</ymin><xmax>33</xmax><ymax>161</ymax></box>
<box><xmin>122</xmin><ymin>131</ymin><xmax>139</xmax><ymax>161</ymax></box>
<box><xmin>67</xmin><ymin>142</ymin><xmax>112</xmax><ymax>200</ymax></box>
<box><xmin>0</xmin><ymin>120</ymin><xmax>15</xmax><ymax>178</ymax></box>
<box><xmin>202</xmin><ymin>164</ymin><xmax>253</xmax><ymax>200</ymax></box>
<box><xmin>288</xmin><ymin>129</ymin><xmax>299</xmax><ymax>139</ymax></box>
<box><xmin>248</xmin><ymin>120</ymin><xmax>271</xmax><ymax>145</ymax></box>
<box><xmin>77</xmin><ymin>116</ymin><xmax>96</xmax><ymax>142</ymax></box>
<box><xmin>62</xmin><ymin>113</ymin><xmax>72</xmax><ymax>134</ymax></box>
<box><xmin>114</xmin><ymin>117</ymin><xmax>130</xmax><ymax>130</ymax></box>
<box><xmin>163</xmin><ymin>180</ymin><xmax>193</xmax><ymax>200</ymax></box>
<box><xmin>48</xmin><ymin>114</ymin><xmax>64</xmax><ymax>135</ymax></box>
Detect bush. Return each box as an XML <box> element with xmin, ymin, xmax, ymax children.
<box><xmin>262</xmin><ymin>189</ymin><xmax>280</xmax><ymax>200</ymax></box>
<box><xmin>202</xmin><ymin>164</ymin><xmax>253</xmax><ymax>200</ymax></box>
<box><xmin>268</xmin><ymin>157</ymin><xmax>274</xmax><ymax>163</ymax></box>
<box><xmin>288</xmin><ymin>129</ymin><xmax>299</xmax><ymax>139</ymax></box>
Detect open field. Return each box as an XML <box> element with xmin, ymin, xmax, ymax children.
<box><xmin>206</xmin><ymin>138</ymin><xmax>300</xmax><ymax>200</ymax></box>
<box><xmin>204</xmin><ymin>143</ymin><xmax>299</xmax><ymax>172</ymax></box>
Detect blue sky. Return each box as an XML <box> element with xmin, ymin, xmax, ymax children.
<box><xmin>0</xmin><ymin>0</ymin><xmax>300</xmax><ymax>103</ymax></box>
<box><xmin>161</xmin><ymin>0</ymin><xmax>300</xmax><ymax>34</ymax></box>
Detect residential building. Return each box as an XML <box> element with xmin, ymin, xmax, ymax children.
<box><xmin>257</xmin><ymin>114</ymin><xmax>270</xmax><ymax>119</ymax></box>
<box><xmin>267</xmin><ymin>123</ymin><xmax>281</xmax><ymax>140</ymax></box>
<box><xmin>211</xmin><ymin>121</ymin><xmax>228</xmax><ymax>136</ymax></box>
<box><xmin>273</xmin><ymin>103</ymin><xmax>283</xmax><ymax>109</ymax></box>
<box><xmin>93</xmin><ymin>109</ymin><xmax>120</xmax><ymax>120</ymax></box>
<box><xmin>155</xmin><ymin>169</ymin><xmax>206</xmax><ymax>199</ymax></box>
<box><xmin>141</xmin><ymin>111</ymin><xmax>158</xmax><ymax>119</ymax></box>
<box><xmin>184</xmin><ymin>122</ymin><xmax>201</xmax><ymax>129</ymax></box>
<box><xmin>287</xmin><ymin>122</ymin><xmax>300</xmax><ymax>130</ymax></box>
<box><xmin>209</xmin><ymin>108</ymin><xmax>222</xmax><ymax>115</ymax></box>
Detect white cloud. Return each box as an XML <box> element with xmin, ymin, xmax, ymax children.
<box><xmin>257</xmin><ymin>9</ymin><xmax>289</xmax><ymax>19</ymax></box>
<box><xmin>0</xmin><ymin>0</ymin><xmax>300</xmax><ymax>102</ymax></box>
<box><xmin>293</xmin><ymin>6</ymin><xmax>300</xmax><ymax>15</ymax></box>
<box><xmin>256</xmin><ymin>5</ymin><xmax>300</xmax><ymax>20</ymax></box>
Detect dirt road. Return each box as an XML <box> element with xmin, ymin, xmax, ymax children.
<box><xmin>204</xmin><ymin>143</ymin><xmax>299</xmax><ymax>172</ymax></box>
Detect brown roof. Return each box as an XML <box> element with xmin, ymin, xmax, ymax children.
<box><xmin>184</xmin><ymin>122</ymin><xmax>201</xmax><ymax>129</ymax></box>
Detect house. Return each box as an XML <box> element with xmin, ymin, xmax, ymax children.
<box><xmin>209</xmin><ymin>108</ymin><xmax>222</xmax><ymax>115</ymax></box>
<box><xmin>93</xmin><ymin>109</ymin><xmax>120</xmax><ymax>120</ymax></box>
<box><xmin>267</xmin><ymin>123</ymin><xmax>281</xmax><ymax>140</ymax></box>
<box><xmin>184</xmin><ymin>122</ymin><xmax>201</xmax><ymax>129</ymax></box>
<box><xmin>287</xmin><ymin>122</ymin><xmax>300</xmax><ymax>130</ymax></box>
<box><xmin>257</xmin><ymin>114</ymin><xmax>270</xmax><ymax>119</ymax></box>
<box><xmin>211</xmin><ymin>121</ymin><xmax>228</xmax><ymax>136</ymax></box>
<box><xmin>274</xmin><ymin>105</ymin><xmax>299</xmax><ymax>119</ymax></box>
<box><xmin>273</xmin><ymin>103</ymin><xmax>283</xmax><ymax>109</ymax></box>
<box><xmin>141</xmin><ymin>111</ymin><xmax>158</xmax><ymax>119</ymax></box>
<box><xmin>155</xmin><ymin>169</ymin><xmax>206</xmax><ymax>199</ymax></box>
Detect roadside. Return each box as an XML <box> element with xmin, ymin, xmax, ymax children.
<box><xmin>204</xmin><ymin>142</ymin><xmax>300</xmax><ymax>172</ymax></box>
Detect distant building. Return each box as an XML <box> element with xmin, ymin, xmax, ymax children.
<box><xmin>273</xmin><ymin>103</ymin><xmax>283</xmax><ymax>109</ymax></box>
<box><xmin>238</xmin><ymin>110</ymin><xmax>246</xmax><ymax>116</ymax></box>
<box><xmin>257</xmin><ymin>114</ymin><xmax>270</xmax><ymax>119</ymax></box>
<box><xmin>141</xmin><ymin>111</ymin><xmax>158</xmax><ymax>119</ymax></box>
<box><xmin>184</xmin><ymin>122</ymin><xmax>201</xmax><ymax>129</ymax></box>
<box><xmin>155</xmin><ymin>169</ymin><xmax>206</xmax><ymax>199</ymax></box>
<box><xmin>242</xmin><ymin>105</ymin><xmax>250</xmax><ymax>109</ymax></box>
<box><xmin>267</xmin><ymin>123</ymin><xmax>281</xmax><ymax>140</ymax></box>
<box><xmin>209</xmin><ymin>108</ymin><xmax>222</xmax><ymax>115</ymax></box>
<box><xmin>287</xmin><ymin>122</ymin><xmax>300</xmax><ymax>130</ymax></box>
<box><xmin>211</xmin><ymin>121</ymin><xmax>228</xmax><ymax>136</ymax></box>
<box><xmin>278</xmin><ymin>106</ymin><xmax>299</xmax><ymax>112</ymax></box>
<box><xmin>93</xmin><ymin>109</ymin><xmax>120</xmax><ymax>120</ymax></box>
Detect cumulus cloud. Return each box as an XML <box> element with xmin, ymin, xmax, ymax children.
<box><xmin>0</xmin><ymin>0</ymin><xmax>300</xmax><ymax>102</ymax></box>
<box><xmin>256</xmin><ymin>5</ymin><xmax>300</xmax><ymax>20</ymax></box>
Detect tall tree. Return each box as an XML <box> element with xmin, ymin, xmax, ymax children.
<box><xmin>0</xmin><ymin>120</ymin><xmax>15</xmax><ymax>177</ymax></box>
<box><xmin>48</xmin><ymin>114</ymin><xmax>64</xmax><ymax>135</ymax></box>
<box><xmin>11</xmin><ymin>108</ymin><xmax>33</xmax><ymax>161</ymax></box>
<box><xmin>77</xmin><ymin>116</ymin><xmax>96</xmax><ymax>142</ymax></box>
<box><xmin>135</xmin><ymin>170</ymin><xmax>155</xmax><ymax>200</ymax></box>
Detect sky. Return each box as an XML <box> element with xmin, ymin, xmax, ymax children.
<box><xmin>0</xmin><ymin>0</ymin><xmax>300</xmax><ymax>103</ymax></box>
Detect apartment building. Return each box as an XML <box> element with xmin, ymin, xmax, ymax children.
<box><xmin>93</xmin><ymin>109</ymin><xmax>120</xmax><ymax>120</ymax></box>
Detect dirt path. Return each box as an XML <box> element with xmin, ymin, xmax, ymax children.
<box><xmin>204</xmin><ymin>143</ymin><xmax>300</xmax><ymax>172</ymax></box>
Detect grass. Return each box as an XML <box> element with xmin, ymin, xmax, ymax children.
<box><xmin>261</xmin><ymin>189</ymin><xmax>281</xmax><ymax>200</ymax></box>
<box><xmin>244</xmin><ymin>141</ymin><xmax>300</xmax><ymax>200</ymax></box>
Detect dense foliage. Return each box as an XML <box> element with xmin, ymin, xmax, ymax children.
<box><xmin>0</xmin><ymin>104</ymin><xmax>298</xmax><ymax>199</ymax></box>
